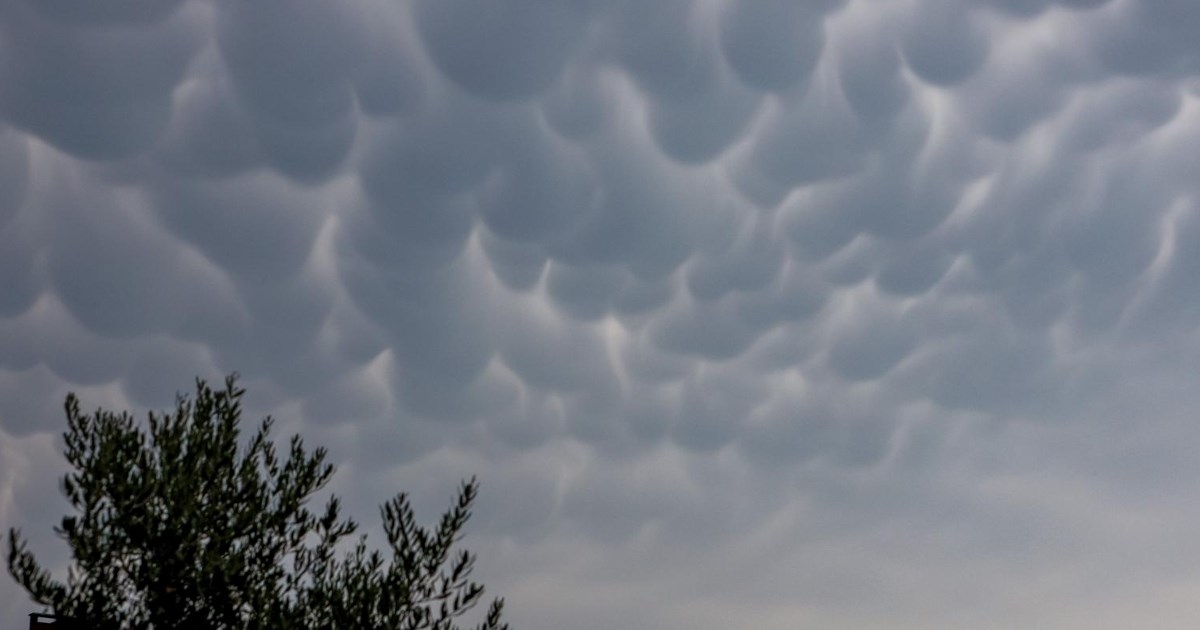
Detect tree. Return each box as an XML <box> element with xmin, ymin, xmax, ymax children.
<box><xmin>6</xmin><ymin>375</ymin><xmax>508</xmax><ymax>630</ymax></box>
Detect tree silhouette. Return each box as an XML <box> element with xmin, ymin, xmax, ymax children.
<box><xmin>6</xmin><ymin>375</ymin><xmax>507</xmax><ymax>630</ymax></box>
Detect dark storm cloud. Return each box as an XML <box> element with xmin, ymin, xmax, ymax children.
<box><xmin>6</xmin><ymin>0</ymin><xmax>1200</xmax><ymax>628</ymax></box>
<box><xmin>0</xmin><ymin>0</ymin><xmax>202</xmax><ymax>160</ymax></box>
<box><xmin>899</xmin><ymin>0</ymin><xmax>990</xmax><ymax>86</ymax></box>
<box><xmin>40</xmin><ymin>164</ymin><xmax>237</xmax><ymax>340</ymax></box>
<box><xmin>413</xmin><ymin>0</ymin><xmax>589</xmax><ymax>101</ymax></box>
<box><xmin>215</xmin><ymin>0</ymin><xmax>368</xmax><ymax>180</ymax></box>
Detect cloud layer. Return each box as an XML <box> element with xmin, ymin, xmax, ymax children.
<box><xmin>5</xmin><ymin>0</ymin><xmax>1200</xmax><ymax>627</ymax></box>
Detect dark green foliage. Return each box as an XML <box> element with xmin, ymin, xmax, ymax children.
<box><xmin>6</xmin><ymin>375</ymin><xmax>507</xmax><ymax>630</ymax></box>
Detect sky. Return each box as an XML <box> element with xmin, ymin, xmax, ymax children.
<box><xmin>4</xmin><ymin>0</ymin><xmax>1200</xmax><ymax>627</ymax></box>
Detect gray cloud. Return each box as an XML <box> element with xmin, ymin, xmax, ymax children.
<box><xmin>899</xmin><ymin>0</ymin><xmax>990</xmax><ymax>86</ymax></box>
<box><xmin>0</xmin><ymin>0</ymin><xmax>202</xmax><ymax>160</ymax></box>
<box><xmin>413</xmin><ymin>0</ymin><xmax>588</xmax><ymax>101</ymax></box>
<box><xmin>6</xmin><ymin>0</ymin><xmax>1200</xmax><ymax>628</ymax></box>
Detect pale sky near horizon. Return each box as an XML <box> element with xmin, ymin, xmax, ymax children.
<box><xmin>5</xmin><ymin>0</ymin><xmax>1200</xmax><ymax>628</ymax></box>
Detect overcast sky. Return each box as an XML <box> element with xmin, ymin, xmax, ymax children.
<box><xmin>5</xmin><ymin>0</ymin><xmax>1200</xmax><ymax>627</ymax></box>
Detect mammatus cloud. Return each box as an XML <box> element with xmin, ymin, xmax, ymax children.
<box><xmin>6</xmin><ymin>0</ymin><xmax>1200</xmax><ymax>627</ymax></box>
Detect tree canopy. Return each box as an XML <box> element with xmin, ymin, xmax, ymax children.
<box><xmin>6</xmin><ymin>375</ymin><xmax>508</xmax><ymax>630</ymax></box>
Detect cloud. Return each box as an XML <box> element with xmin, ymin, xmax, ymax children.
<box><xmin>718</xmin><ymin>0</ymin><xmax>835</xmax><ymax>92</ymax></box>
<box><xmin>6</xmin><ymin>0</ymin><xmax>1200</xmax><ymax>628</ymax></box>
<box><xmin>0</xmin><ymin>0</ymin><xmax>202</xmax><ymax>160</ymax></box>
<box><xmin>899</xmin><ymin>0</ymin><xmax>990</xmax><ymax>86</ymax></box>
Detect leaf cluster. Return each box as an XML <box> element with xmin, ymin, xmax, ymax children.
<box><xmin>6</xmin><ymin>375</ymin><xmax>507</xmax><ymax>630</ymax></box>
